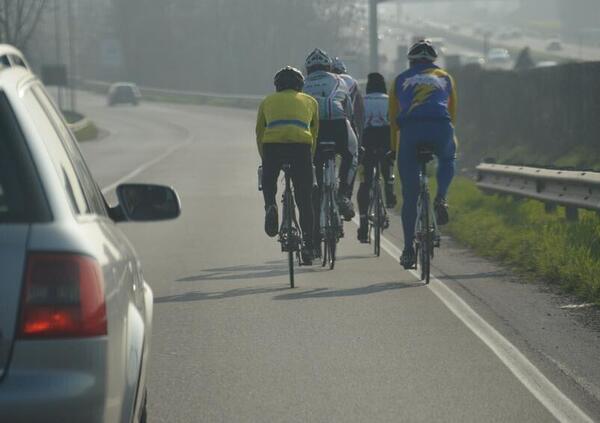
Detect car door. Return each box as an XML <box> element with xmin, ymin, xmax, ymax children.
<box><xmin>0</xmin><ymin>90</ymin><xmax>52</xmax><ymax>380</ymax></box>
<box><xmin>31</xmin><ymin>84</ymin><xmax>148</xmax><ymax>422</ymax></box>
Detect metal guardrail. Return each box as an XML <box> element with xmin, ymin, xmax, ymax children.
<box><xmin>78</xmin><ymin>79</ymin><xmax>263</xmax><ymax>105</ymax></box>
<box><xmin>476</xmin><ymin>163</ymin><xmax>600</xmax><ymax>220</ymax></box>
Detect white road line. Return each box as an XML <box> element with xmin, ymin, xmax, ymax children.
<box><xmin>101</xmin><ymin>137</ymin><xmax>192</xmax><ymax>194</ymax></box>
<box><xmin>352</xmin><ymin>218</ymin><xmax>593</xmax><ymax>423</ymax></box>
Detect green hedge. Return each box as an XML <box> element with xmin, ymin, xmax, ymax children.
<box><xmin>446</xmin><ymin>177</ymin><xmax>600</xmax><ymax>303</ymax></box>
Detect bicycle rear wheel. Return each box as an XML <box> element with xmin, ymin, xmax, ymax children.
<box><xmin>327</xmin><ymin>231</ymin><xmax>336</xmax><ymax>269</ymax></box>
<box><xmin>420</xmin><ymin>196</ymin><xmax>431</xmax><ymax>284</ymax></box>
<box><xmin>288</xmin><ymin>250</ymin><xmax>294</xmax><ymax>288</ymax></box>
<box><xmin>373</xmin><ymin>185</ymin><xmax>382</xmax><ymax>257</ymax></box>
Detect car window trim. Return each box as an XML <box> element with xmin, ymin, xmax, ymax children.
<box><xmin>30</xmin><ymin>84</ymin><xmax>108</xmax><ymax>218</ymax></box>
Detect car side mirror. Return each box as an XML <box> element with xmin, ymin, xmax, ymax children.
<box><xmin>116</xmin><ymin>183</ymin><xmax>181</xmax><ymax>222</ymax></box>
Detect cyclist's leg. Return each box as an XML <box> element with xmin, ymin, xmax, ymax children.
<box><xmin>289</xmin><ymin>144</ymin><xmax>314</xmax><ymax>244</ymax></box>
<box><xmin>397</xmin><ymin>124</ymin><xmax>420</xmax><ymax>251</ymax></box>
<box><xmin>376</xmin><ymin>126</ymin><xmax>397</xmax><ymax>207</ymax></box>
<box><xmin>345</xmin><ymin>123</ymin><xmax>361</xmax><ymax>199</ymax></box>
<box><xmin>433</xmin><ymin>121</ymin><xmax>457</xmax><ymax>201</ymax></box>
<box><xmin>261</xmin><ymin>144</ymin><xmax>283</xmax><ymax>237</ymax></box>
<box><xmin>337</xmin><ymin>119</ymin><xmax>359</xmax><ymax>197</ymax></box>
<box><xmin>357</xmin><ymin>130</ymin><xmax>375</xmax><ymax>228</ymax></box>
<box><xmin>312</xmin><ymin>136</ymin><xmax>326</xmax><ymax>251</ymax></box>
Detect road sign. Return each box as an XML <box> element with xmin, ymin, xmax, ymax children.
<box><xmin>41</xmin><ymin>65</ymin><xmax>68</xmax><ymax>86</ymax></box>
<box><xmin>101</xmin><ymin>39</ymin><xmax>123</xmax><ymax>68</ymax></box>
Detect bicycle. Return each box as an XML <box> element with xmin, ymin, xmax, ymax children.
<box><xmin>367</xmin><ymin>148</ymin><xmax>389</xmax><ymax>257</ymax></box>
<box><xmin>278</xmin><ymin>163</ymin><xmax>303</xmax><ymax>288</ymax></box>
<box><xmin>414</xmin><ymin>144</ymin><xmax>441</xmax><ymax>284</ymax></box>
<box><xmin>318</xmin><ymin>142</ymin><xmax>343</xmax><ymax>270</ymax></box>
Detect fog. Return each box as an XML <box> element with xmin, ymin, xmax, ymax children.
<box><xmin>3</xmin><ymin>0</ymin><xmax>600</xmax><ymax>94</ymax></box>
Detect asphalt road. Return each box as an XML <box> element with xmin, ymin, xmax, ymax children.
<box><xmin>76</xmin><ymin>92</ymin><xmax>600</xmax><ymax>422</ymax></box>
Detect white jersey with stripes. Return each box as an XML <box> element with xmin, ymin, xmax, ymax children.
<box><xmin>303</xmin><ymin>70</ymin><xmax>352</xmax><ymax>121</ymax></box>
<box><xmin>363</xmin><ymin>92</ymin><xmax>389</xmax><ymax>128</ymax></box>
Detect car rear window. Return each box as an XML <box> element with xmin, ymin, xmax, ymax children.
<box><xmin>0</xmin><ymin>91</ymin><xmax>51</xmax><ymax>223</ymax></box>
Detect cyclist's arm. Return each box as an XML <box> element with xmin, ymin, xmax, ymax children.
<box><xmin>353</xmin><ymin>88</ymin><xmax>365</xmax><ymax>146</ymax></box>
<box><xmin>310</xmin><ymin>99</ymin><xmax>319</xmax><ymax>156</ymax></box>
<box><xmin>388</xmin><ymin>79</ymin><xmax>400</xmax><ymax>154</ymax></box>
<box><xmin>448</xmin><ymin>74</ymin><xmax>457</xmax><ymax>124</ymax></box>
<box><xmin>255</xmin><ymin>100</ymin><xmax>267</xmax><ymax>158</ymax></box>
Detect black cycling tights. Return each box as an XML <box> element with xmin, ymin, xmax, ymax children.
<box><xmin>262</xmin><ymin>143</ymin><xmax>314</xmax><ymax>241</ymax></box>
<box><xmin>357</xmin><ymin>126</ymin><xmax>393</xmax><ymax>219</ymax></box>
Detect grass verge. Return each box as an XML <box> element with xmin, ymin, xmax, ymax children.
<box><xmin>72</xmin><ymin>120</ymin><xmax>99</xmax><ymax>142</ymax></box>
<box><xmin>62</xmin><ymin>109</ymin><xmax>99</xmax><ymax>142</ymax></box>
<box><xmin>446</xmin><ymin>177</ymin><xmax>600</xmax><ymax>304</ymax></box>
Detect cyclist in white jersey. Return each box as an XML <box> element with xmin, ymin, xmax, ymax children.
<box><xmin>356</xmin><ymin>73</ymin><xmax>397</xmax><ymax>243</ymax></box>
<box><xmin>303</xmin><ymin>48</ymin><xmax>358</xmax><ymax>227</ymax></box>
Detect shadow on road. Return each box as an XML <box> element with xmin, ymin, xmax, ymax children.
<box><xmin>177</xmin><ymin>261</ymin><xmax>308</xmax><ymax>282</ymax></box>
<box><xmin>439</xmin><ymin>271</ymin><xmax>510</xmax><ymax>281</ymax></box>
<box><xmin>273</xmin><ymin>281</ymin><xmax>421</xmax><ymax>301</ymax></box>
<box><xmin>154</xmin><ymin>285</ymin><xmax>290</xmax><ymax>303</ymax></box>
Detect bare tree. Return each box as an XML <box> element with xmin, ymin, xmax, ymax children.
<box><xmin>0</xmin><ymin>0</ymin><xmax>49</xmax><ymax>49</ymax></box>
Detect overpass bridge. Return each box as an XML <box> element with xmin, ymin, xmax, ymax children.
<box><xmin>368</xmin><ymin>0</ymin><xmax>597</xmax><ymax>71</ymax></box>
<box><xmin>368</xmin><ymin>0</ymin><xmax>521</xmax><ymax>70</ymax></box>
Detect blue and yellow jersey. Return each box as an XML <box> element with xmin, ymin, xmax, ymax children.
<box><xmin>389</xmin><ymin>64</ymin><xmax>457</xmax><ymax>152</ymax></box>
<box><xmin>256</xmin><ymin>89</ymin><xmax>319</xmax><ymax>157</ymax></box>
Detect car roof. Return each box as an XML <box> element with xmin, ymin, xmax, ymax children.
<box><xmin>0</xmin><ymin>59</ymin><xmax>35</xmax><ymax>96</ymax></box>
<box><xmin>110</xmin><ymin>82</ymin><xmax>138</xmax><ymax>88</ymax></box>
<box><xmin>0</xmin><ymin>44</ymin><xmax>30</xmax><ymax>70</ymax></box>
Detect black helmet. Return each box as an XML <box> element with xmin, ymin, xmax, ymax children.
<box><xmin>407</xmin><ymin>39</ymin><xmax>438</xmax><ymax>62</ymax></box>
<box><xmin>274</xmin><ymin>66</ymin><xmax>304</xmax><ymax>92</ymax></box>
<box><xmin>366</xmin><ymin>72</ymin><xmax>386</xmax><ymax>94</ymax></box>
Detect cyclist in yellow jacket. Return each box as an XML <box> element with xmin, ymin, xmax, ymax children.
<box><xmin>256</xmin><ymin>66</ymin><xmax>319</xmax><ymax>264</ymax></box>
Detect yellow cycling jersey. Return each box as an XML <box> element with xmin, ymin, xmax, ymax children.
<box><xmin>255</xmin><ymin>90</ymin><xmax>319</xmax><ymax>156</ymax></box>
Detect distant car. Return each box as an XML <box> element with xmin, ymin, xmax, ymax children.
<box><xmin>487</xmin><ymin>48</ymin><xmax>511</xmax><ymax>64</ymax></box>
<box><xmin>108</xmin><ymin>82</ymin><xmax>141</xmax><ymax>106</ymax></box>
<box><xmin>0</xmin><ymin>45</ymin><xmax>181</xmax><ymax>422</ymax></box>
<box><xmin>546</xmin><ymin>40</ymin><xmax>563</xmax><ymax>52</ymax></box>
<box><xmin>462</xmin><ymin>54</ymin><xmax>486</xmax><ymax>68</ymax></box>
<box><xmin>536</xmin><ymin>60</ymin><xmax>559</xmax><ymax>68</ymax></box>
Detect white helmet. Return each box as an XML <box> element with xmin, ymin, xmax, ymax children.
<box><xmin>407</xmin><ymin>39</ymin><xmax>438</xmax><ymax>62</ymax></box>
<box><xmin>332</xmin><ymin>57</ymin><xmax>347</xmax><ymax>74</ymax></box>
<box><xmin>305</xmin><ymin>48</ymin><xmax>332</xmax><ymax>72</ymax></box>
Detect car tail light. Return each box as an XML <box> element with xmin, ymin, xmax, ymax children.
<box><xmin>18</xmin><ymin>253</ymin><xmax>107</xmax><ymax>338</ymax></box>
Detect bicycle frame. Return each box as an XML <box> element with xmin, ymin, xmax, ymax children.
<box><xmin>319</xmin><ymin>143</ymin><xmax>341</xmax><ymax>269</ymax></box>
<box><xmin>414</xmin><ymin>157</ymin><xmax>441</xmax><ymax>284</ymax></box>
<box><xmin>367</xmin><ymin>150</ymin><xmax>388</xmax><ymax>257</ymax></box>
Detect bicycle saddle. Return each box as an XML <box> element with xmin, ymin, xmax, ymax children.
<box><xmin>416</xmin><ymin>144</ymin><xmax>435</xmax><ymax>163</ymax></box>
<box><xmin>319</xmin><ymin>141</ymin><xmax>336</xmax><ymax>154</ymax></box>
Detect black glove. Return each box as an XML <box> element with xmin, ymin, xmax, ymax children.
<box><xmin>358</xmin><ymin>146</ymin><xmax>366</xmax><ymax>164</ymax></box>
<box><xmin>385</xmin><ymin>150</ymin><xmax>395</xmax><ymax>165</ymax></box>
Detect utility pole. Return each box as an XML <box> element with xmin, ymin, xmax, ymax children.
<box><xmin>54</xmin><ymin>0</ymin><xmax>63</xmax><ymax>109</ymax></box>
<box><xmin>67</xmin><ymin>0</ymin><xmax>77</xmax><ymax>111</ymax></box>
<box><xmin>369</xmin><ymin>0</ymin><xmax>379</xmax><ymax>72</ymax></box>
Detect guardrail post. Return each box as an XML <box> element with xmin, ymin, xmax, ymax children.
<box><xmin>544</xmin><ymin>203</ymin><xmax>557</xmax><ymax>213</ymax></box>
<box><xmin>565</xmin><ymin>206</ymin><xmax>579</xmax><ymax>221</ymax></box>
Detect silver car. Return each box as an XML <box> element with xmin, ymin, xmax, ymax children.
<box><xmin>0</xmin><ymin>46</ymin><xmax>180</xmax><ymax>422</ymax></box>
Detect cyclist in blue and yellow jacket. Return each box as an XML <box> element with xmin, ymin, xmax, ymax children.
<box><xmin>256</xmin><ymin>66</ymin><xmax>319</xmax><ymax>265</ymax></box>
<box><xmin>389</xmin><ymin>40</ymin><xmax>457</xmax><ymax>269</ymax></box>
